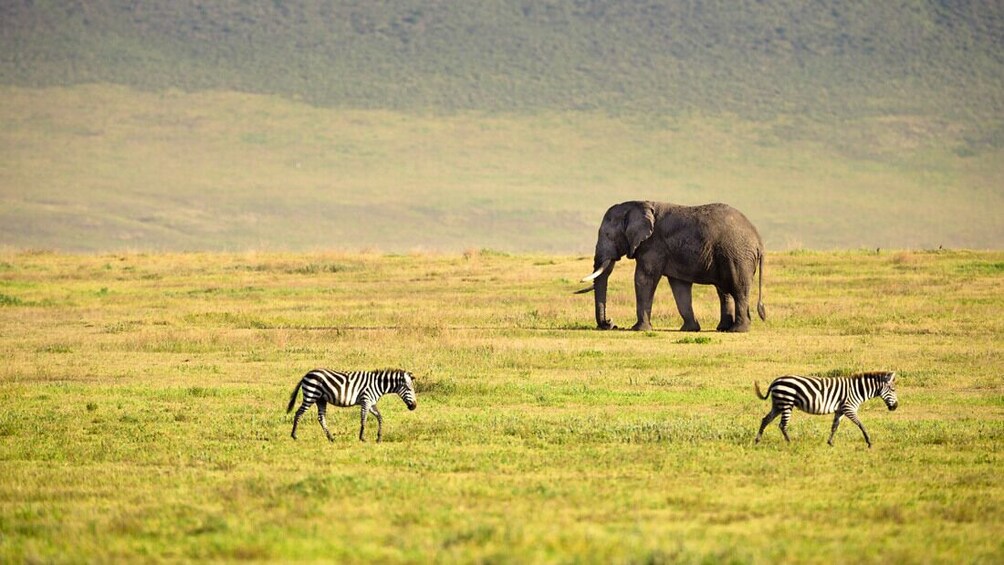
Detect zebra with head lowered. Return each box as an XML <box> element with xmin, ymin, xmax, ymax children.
<box><xmin>287</xmin><ymin>368</ymin><xmax>417</xmax><ymax>442</ymax></box>
<box><xmin>754</xmin><ymin>371</ymin><xmax>898</xmax><ymax>447</ymax></box>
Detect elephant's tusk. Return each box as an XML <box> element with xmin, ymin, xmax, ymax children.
<box><xmin>580</xmin><ymin>260</ymin><xmax>611</xmax><ymax>282</ymax></box>
<box><xmin>573</xmin><ymin>285</ymin><xmax>595</xmax><ymax>294</ymax></box>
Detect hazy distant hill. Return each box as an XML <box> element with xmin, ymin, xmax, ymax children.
<box><xmin>1</xmin><ymin>1</ymin><xmax>1002</xmax><ymax>252</ymax></box>
<box><xmin>3</xmin><ymin>0</ymin><xmax>1001</xmax><ymax>123</ymax></box>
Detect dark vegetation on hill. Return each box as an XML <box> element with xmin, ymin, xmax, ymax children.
<box><xmin>1</xmin><ymin>1</ymin><xmax>1002</xmax><ymax>252</ymax></box>
<box><xmin>2</xmin><ymin>0</ymin><xmax>1002</xmax><ymax>125</ymax></box>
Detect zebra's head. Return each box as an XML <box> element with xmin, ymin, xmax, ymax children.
<box><xmin>878</xmin><ymin>372</ymin><xmax>898</xmax><ymax>411</ymax></box>
<box><xmin>397</xmin><ymin>371</ymin><xmax>417</xmax><ymax>411</ymax></box>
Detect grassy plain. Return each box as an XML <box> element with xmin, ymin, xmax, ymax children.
<box><xmin>0</xmin><ymin>249</ymin><xmax>1002</xmax><ymax>563</ymax></box>
<box><xmin>2</xmin><ymin>85</ymin><xmax>1002</xmax><ymax>253</ymax></box>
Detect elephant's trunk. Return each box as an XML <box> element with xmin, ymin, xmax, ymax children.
<box><xmin>589</xmin><ymin>259</ymin><xmax>615</xmax><ymax>329</ymax></box>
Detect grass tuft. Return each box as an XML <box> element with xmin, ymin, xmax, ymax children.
<box><xmin>676</xmin><ymin>336</ymin><xmax>713</xmax><ymax>344</ymax></box>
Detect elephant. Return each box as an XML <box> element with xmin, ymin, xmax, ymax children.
<box><xmin>579</xmin><ymin>200</ymin><xmax>766</xmax><ymax>332</ymax></box>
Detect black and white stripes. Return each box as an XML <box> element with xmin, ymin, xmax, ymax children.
<box><xmin>287</xmin><ymin>368</ymin><xmax>418</xmax><ymax>442</ymax></box>
<box><xmin>754</xmin><ymin>371</ymin><xmax>898</xmax><ymax>447</ymax></box>
<box><xmin>285</xmin><ymin>367</ymin><xmax>899</xmax><ymax>447</ymax></box>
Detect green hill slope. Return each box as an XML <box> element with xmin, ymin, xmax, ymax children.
<box><xmin>3</xmin><ymin>0</ymin><xmax>1001</xmax><ymax>121</ymax></box>
<box><xmin>1</xmin><ymin>1</ymin><xmax>1001</xmax><ymax>252</ymax></box>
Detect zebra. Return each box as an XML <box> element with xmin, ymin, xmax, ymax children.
<box><xmin>754</xmin><ymin>371</ymin><xmax>898</xmax><ymax>447</ymax></box>
<box><xmin>286</xmin><ymin>368</ymin><xmax>417</xmax><ymax>442</ymax></box>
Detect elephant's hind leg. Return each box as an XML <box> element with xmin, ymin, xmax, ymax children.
<box><xmin>715</xmin><ymin>288</ymin><xmax>735</xmax><ymax>331</ymax></box>
<box><xmin>726</xmin><ymin>263</ymin><xmax>757</xmax><ymax>332</ymax></box>
<box><xmin>722</xmin><ymin>286</ymin><xmax>752</xmax><ymax>332</ymax></box>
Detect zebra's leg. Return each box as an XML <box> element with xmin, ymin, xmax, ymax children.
<box><xmin>316</xmin><ymin>400</ymin><xmax>334</xmax><ymax>442</ymax></box>
<box><xmin>369</xmin><ymin>406</ymin><xmax>384</xmax><ymax>443</ymax></box>
<box><xmin>778</xmin><ymin>408</ymin><xmax>793</xmax><ymax>443</ymax></box>
<box><xmin>359</xmin><ymin>404</ymin><xmax>369</xmax><ymax>442</ymax></box>
<box><xmin>827</xmin><ymin>412</ymin><xmax>844</xmax><ymax>446</ymax></box>
<box><xmin>844</xmin><ymin>410</ymin><xmax>872</xmax><ymax>448</ymax></box>
<box><xmin>291</xmin><ymin>401</ymin><xmax>312</xmax><ymax>440</ymax></box>
<box><xmin>755</xmin><ymin>407</ymin><xmax>780</xmax><ymax>444</ymax></box>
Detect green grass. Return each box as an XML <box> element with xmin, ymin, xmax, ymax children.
<box><xmin>0</xmin><ymin>249</ymin><xmax>1001</xmax><ymax>562</ymax></box>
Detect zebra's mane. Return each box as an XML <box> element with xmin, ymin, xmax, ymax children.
<box><xmin>852</xmin><ymin>371</ymin><xmax>896</xmax><ymax>380</ymax></box>
<box><xmin>806</xmin><ymin>370</ymin><xmax>895</xmax><ymax>381</ymax></box>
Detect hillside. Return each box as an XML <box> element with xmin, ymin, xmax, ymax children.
<box><xmin>0</xmin><ymin>1</ymin><xmax>1002</xmax><ymax>252</ymax></box>
<box><xmin>3</xmin><ymin>1</ymin><xmax>1002</xmax><ymax>122</ymax></box>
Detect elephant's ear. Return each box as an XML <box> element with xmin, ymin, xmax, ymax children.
<box><xmin>625</xmin><ymin>202</ymin><xmax>655</xmax><ymax>259</ymax></box>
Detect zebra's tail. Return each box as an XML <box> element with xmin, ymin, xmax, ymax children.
<box><xmin>756</xmin><ymin>250</ymin><xmax>766</xmax><ymax>321</ymax></box>
<box><xmin>286</xmin><ymin>380</ymin><xmax>303</xmax><ymax>413</ymax></box>
<box><xmin>754</xmin><ymin>381</ymin><xmax>770</xmax><ymax>400</ymax></box>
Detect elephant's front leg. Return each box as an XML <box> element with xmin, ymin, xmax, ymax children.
<box><xmin>632</xmin><ymin>269</ymin><xmax>659</xmax><ymax>331</ymax></box>
<box><xmin>715</xmin><ymin>287</ymin><xmax>735</xmax><ymax>331</ymax></box>
<box><xmin>668</xmin><ymin>278</ymin><xmax>700</xmax><ymax>332</ymax></box>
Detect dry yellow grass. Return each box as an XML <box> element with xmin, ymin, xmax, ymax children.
<box><xmin>0</xmin><ymin>249</ymin><xmax>1001</xmax><ymax>562</ymax></box>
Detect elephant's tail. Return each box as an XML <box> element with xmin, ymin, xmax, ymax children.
<box><xmin>286</xmin><ymin>380</ymin><xmax>303</xmax><ymax>413</ymax></box>
<box><xmin>756</xmin><ymin>250</ymin><xmax>766</xmax><ymax>321</ymax></box>
<box><xmin>754</xmin><ymin>381</ymin><xmax>770</xmax><ymax>401</ymax></box>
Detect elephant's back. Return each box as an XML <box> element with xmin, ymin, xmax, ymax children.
<box><xmin>656</xmin><ymin>202</ymin><xmax>763</xmax><ymax>278</ymax></box>
<box><xmin>694</xmin><ymin>202</ymin><xmax>756</xmax><ymax>226</ymax></box>
<box><xmin>661</xmin><ymin>203</ymin><xmax>761</xmax><ymax>241</ymax></box>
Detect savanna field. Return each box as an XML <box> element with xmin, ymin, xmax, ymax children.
<box><xmin>0</xmin><ymin>248</ymin><xmax>1001</xmax><ymax>562</ymax></box>
<box><xmin>2</xmin><ymin>2</ymin><xmax>1002</xmax><ymax>562</ymax></box>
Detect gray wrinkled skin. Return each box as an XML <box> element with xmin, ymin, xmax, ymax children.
<box><xmin>588</xmin><ymin>201</ymin><xmax>765</xmax><ymax>332</ymax></box>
